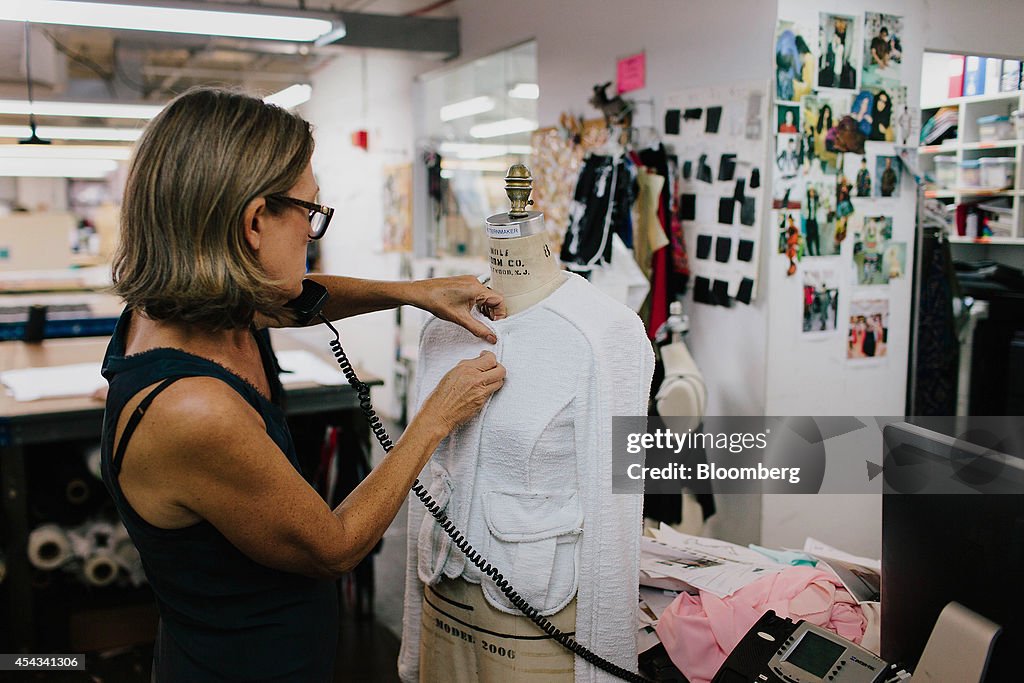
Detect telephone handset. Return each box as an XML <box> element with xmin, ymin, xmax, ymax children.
<box><xmin>299</xmin><ymin>279</ymin><xmax>647</xmax><ymax>682</ymax></box>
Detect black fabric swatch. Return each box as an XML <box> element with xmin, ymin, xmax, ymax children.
<box><xmin>718</xmin><ymin>197</ymin><xmax>735</xmax><ymax>225</ymax></box>
<box><xmin>718</xmin><ymin>154</ymin><xmax>737</xmax><ymax>181</ymax></box>
<box><xmin>682</xmin><ymin>160</ymin><xmax>693</xmax><ymax>179</ymax></box>
<box><xmin>750</xmin><ymin>167</ymin><xmax>761</xmax><ymax>189</ymax></box>
<box><xmin>664</xmin><ymin>109</ymin><xmax>681</xmax><ymax>135</ymax></box>
<box><xmin>696</xmin><ymin>234</ymin><xmax>713</xmax><ymax>259</ymax></box>
<box><xmin>736</xmin><ymin>277</ymin><xmax>755</xmax><ymax>305</ymax></box>
<box><xmin>697</xmin><ymin>154</ymin><xmax>713</xmax><ymax>183</ymax></box>
<box><xmin>715</xmin><ymin>237</ymin><xmax>732</xmax><ymax>263</ymax></box>
<box><xmin>734</xmin><ymin>178</ymin><xmax>746</xmax><ymax>201</ymax></box>
<box><xmin>737</xmin><ymin>239</ymin><xmax>755</xmax><ymax>262</ymax></box>
<box><xmin>694</xmin><ymin>276</ymin><xmax>713</xmax><ymax>304</ymax></box>
<box><xmin>684</xmin><ymin>108</ymin><xmax>703</xmax><ymax>120</ymax></box>
<box><xmin>712</xmin><ymin>279</ymin><xmax>732</xmax><ymax>307</ymax></box>
<box><xmin>679</xmin><ymin>193</ymin><xmax>696</xmax><ymax>220</ymax></box>
<box><xmin>706</xmin><ymin>106</ymin><xmax>723</xmax><ymax>133</ymax></box>
<box><xmin>741</xmin><ymin>196</ymin><xmax>756</xmax><ymax>226</ymax></box>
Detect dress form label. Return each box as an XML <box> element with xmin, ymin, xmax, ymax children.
<box><xmin>486</xmin><ymin>224</ymin><xmax>523</xmax><ymax>239</ymax></box>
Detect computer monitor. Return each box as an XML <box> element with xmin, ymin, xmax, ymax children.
<box><xmin>881</xmin><ymin>421</ymin><xmax>1024</xmax><ymax>681</ymax></box>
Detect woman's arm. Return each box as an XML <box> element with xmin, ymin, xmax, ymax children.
<box><xmin>129</xmin><ymin>351</ymin><xmax>504</xmax><ymax>579</ymax></box>
<box><xmin>304</xmin><ymin>273</ymin><xmax>506</xmax><ymax>342</ymax></box>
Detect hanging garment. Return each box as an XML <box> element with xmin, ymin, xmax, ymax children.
<box><xmin>561</xmin><ymin>154</ymin><xmax>637</xmax><ymax>272</ymax></box>
<box><xmin>913</xmin><ymin>231</ymin><xmax>959</xmax><ymax>415</ymax></box>
<box><xmin>633</xmin><ymin>170</ymin><xmax>670</xmax><ymax>278</ymax></box>
<box><xmin>399</xmin><ymin>272</ymin><xmax>654</xmax><ymax>683</ymax></box>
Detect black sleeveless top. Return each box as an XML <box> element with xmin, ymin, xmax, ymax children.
<box><xmin>99</xmin><ymin>309</ymin><xmax>338</xmax><ymax>682</ymax></box>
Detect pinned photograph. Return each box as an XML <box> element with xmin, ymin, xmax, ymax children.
<box><xmin>818</xmin><ymin>13</ymin><xmax>858</xmax><ymax>90</ymax></box>
<box><xmin>875</xmin><ymin>155</ymin><xmax>901</xmax><ymax>197</ymax></box>
<box><xmin>801</xmin><ymin>94</ymin><xmax>847</xmax><ymax>174</ymax></box>
<box><xmin>778</xmin><ymin>104</ymin><xmax>800</xmax><ymax>133</ymax></box>
<box><xmin>862</xmin><ymin>12</ymin><xmax>903</xmax><ymax>90</ymax></box>
<box><xmin>854</xmin><ymin>155</ymin><xmax>872</xmax><ymax>196</ymax></box>
<box><xmin>852</xmin><ymin>215</ymin><xmax>901</xmax><ymax>285</ymax></box>
<box><xmin>773</xmin><ymin>134</ymin><xmax>803</xmax><ymax>209</ymax></box>
<box><xmin>778</xmin><ymin>208</ymin><xmax>804</xmax><ymax>277</ymax></box>
<box><xmin>775</xmin><ymin>20</ymin><xmax>815</xmax><ymax>102</ymax></box>
<box><xmin>803</xmin><ymin>179</ymin><xmax>839</xmax><ymax>256</ymax></box>
<box><xmin>848</xmin><ymin>298</ymin><xmax>889</xmax><ymax>361</ymax></box>
<box><xmin>803</xmin><ymin>267</ymin><xmax>840</xmax><ymax>334</ymax></box>
<box><xmin>866</xmin><ymin>88</ymin><xmax>895</xmax><ymax>142</ymax></box>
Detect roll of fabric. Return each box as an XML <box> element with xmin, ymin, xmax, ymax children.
<box><xmin>27</xmin><ymin>524</ymin><xmax>73</xmax><ymax>570</ymax></box>
<box><xmin>82</xmin><ymin>551</ymin><xmax>119</xmax><ymax>587</ymax></box>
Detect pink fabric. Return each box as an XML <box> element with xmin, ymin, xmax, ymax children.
<box><xmin>654</xmin><ymin>567</ymin><xmax>868</xmax><ymax>683</ymax></box>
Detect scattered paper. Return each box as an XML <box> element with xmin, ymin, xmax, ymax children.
<box><xmin>273</xmin><ymin>350</ymin><xmax>349</xmax><ymax>387</ymax></box>
<box><xmin>803</xmin><ymin>537</ymin><xmax>881</xmax><ymax>604</ymax></box>
<box><xmin>641</xmin><ymin>534</ymin><xmax>784</xmax><ymax>599</ymax></box>
<box><xmin>0</xmin><ymin>362</ymin><xmax>104</xmax><ymax>401</ymax></box>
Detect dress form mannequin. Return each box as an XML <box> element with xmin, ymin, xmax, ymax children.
<box><xmin>401</xmin><ymin>164</ymin><xmax>652</xmax><ymax>683</ymax></box>
<box><xmin>485</xmin><ymin>166</ymin><xmax>566</xmax><ymax>315</ymax></box>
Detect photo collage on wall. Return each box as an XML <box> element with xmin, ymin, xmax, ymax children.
<box><xmin>774</xmin><ymin>10</ymin><xmax>908</xmax><ymax>361</ymax></box>
<box><xmin>665</xmin><ymin>81</ymin><xmax>768</xmax><ymax>307</ymax></box>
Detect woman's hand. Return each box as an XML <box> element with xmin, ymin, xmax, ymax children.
<box><xmin>420</xmin><ymin>351</ymin><xmax>506</xmax><ymax>434</ymax></box>
<box><xmin>407</xmin><ymin>275</ymin><xmax>506</xmax><ymax>344</ymax></box>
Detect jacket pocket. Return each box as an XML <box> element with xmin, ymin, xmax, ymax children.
<box><xmin>481</xmin><ymin>490</ymin><xmax>583</xmax><ymax>615</ymax></box>
<box><xmin>416</xmin><ymin>468</ymin><xmax>455</xmax><ymax>585</ymax></box>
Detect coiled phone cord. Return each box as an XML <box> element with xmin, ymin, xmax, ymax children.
<box><xmin>319</xmin><ymin>314</ymin><xmax>650</xmax><ymax>683</ymax></box>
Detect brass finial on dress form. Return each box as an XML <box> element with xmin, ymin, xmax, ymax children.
<box><xmin>505</xmin><ymin>163</ymin><xmax>534</xmax><ymax>219</ymax></box>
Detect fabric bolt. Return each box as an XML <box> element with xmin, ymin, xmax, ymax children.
<box><xmin>399</xmin><ymin>272</ymin><xmax>654</xmax><ymax>683</ymax></box>
<box><xmin>655</xmin><ymin>567</ymin><xmax>875</xmax><ymax>683</ymax></box>
<box><xmin>633</xmin><ymin>171</ymin><xmax>670</xmax><ymax>278</ymax></box>
<box><xmin>100</xmin><ymin>310</ymin><xmax>338</xmax><ymax>683</ymax></box>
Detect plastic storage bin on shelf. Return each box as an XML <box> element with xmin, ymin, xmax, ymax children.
<box><xmin>979</xmin><ymin>158</ymin><xmax>1015</xmax><ymax>189</ymax></box>
<box><xmin>934</xmin><ymin>156</ymin><xmax>957</xmax><ymax>188</ymax></box>
<box><xmin>977</xmin><ymin>115</ymin><xmax>1014</xmax><ymax>142</ymax></box>
<box><xmin>959</xmin><ymin>159</ymin><xmax>982</xmax><ymax>187</ymax></box>
<box><xmin>1013</xmin><ymin>110</ymin><xmax>1024</xmax><ymax>140</ymax></box>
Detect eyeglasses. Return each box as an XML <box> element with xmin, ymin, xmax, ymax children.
<box><xmin>267</xmin><ymin>194</ymin><xmax>334</xmax><ymax>240</ymax></box>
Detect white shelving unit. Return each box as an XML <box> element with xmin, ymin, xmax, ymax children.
<box><xmin>919</xmin><ymin>91</ymin><xmax>1024</xmax><ymax>244</ymax></box>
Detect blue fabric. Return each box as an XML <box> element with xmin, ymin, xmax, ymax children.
<box><xmin>100</xmin><ymin>309</ymin><xmax>338</xmax><ymax>682</ymax></box>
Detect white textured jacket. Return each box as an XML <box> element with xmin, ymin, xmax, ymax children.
<box><xmin>399</xmin><ymin>272</ymin><xmax>655</xmax><ymax>682</ymax></box>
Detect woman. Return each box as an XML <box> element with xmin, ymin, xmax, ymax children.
<box><xmin>870</xmin><ymin>90</ymin><xmax>892</xmax><ymax>141</ymax></box>
<box><xmin>101</xmin><ymin>87</ymin><xmax>507</xmax><ymax>681</ymax></box>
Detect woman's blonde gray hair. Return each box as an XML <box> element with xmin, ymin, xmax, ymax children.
<box><xmin>112</xmin><ymin>86</ymin><xmax>314</xmax><ymax>330</ymax></box>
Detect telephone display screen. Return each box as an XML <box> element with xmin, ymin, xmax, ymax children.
<box><xmin>785</xmin><ymin>631</ymin><xmax>845</xmax><ymax>677</ymax></box>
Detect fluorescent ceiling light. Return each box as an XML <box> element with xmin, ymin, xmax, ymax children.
<box><xmin>0</xmin><ymin>125</ymin><xmax>143</xmax><ymax>141</ymax></box>
<box><xmin>508</xmin><ymin>83</ymin><xmax>539</xmax><ymax>99</ymax></box>
<box><xmin>265</xmin><ymin>84</ymin><xmax>312</xmax><ymax>110</ymax></box>
<box><xmin>0</xmin><ymin>99</ymin><xmax>163</xmax><ymax>119</ymax></box>
<box><xmin>0</xmin><ymin>1</ymin><xmax>335</xmax><ymax>42</ymax></box>
<box><xmin>440</xmin><ymin>96</ymin><xmax>495</xmax><ymax>122</ymax></box>
<box><xmin>438</xmin><ymin>159</ymin><xmax>511</xmax><ymax>173</ymax></box>
<box><xmin>439</xmin><ymin>142</ymin><xmax>532</xmax><ymax>159</ymax></box>
<box><xmin>0</xmin><ymin>158</ymin><xmax>118</xmax><ymax>178</ymax></box>
<box><xmin>470</xmin><ymin>118</ymin><xmax>538</xmax><ymax>139</ymax></box>
<box><xmin>0</xmin><ymin>145</ymin><xmax>132</xmax><ymax>160</ymax></box>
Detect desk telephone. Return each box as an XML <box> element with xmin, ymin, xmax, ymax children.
<box><xmin>286</xmin><ymin>279</ymin><xmax>646</xmax><ymax>682</ymax></box>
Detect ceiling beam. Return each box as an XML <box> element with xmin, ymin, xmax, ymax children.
<box><xmin>326</xmin><ymin>11</ymin><xmax>459</xmax><ymax>58</ymax></box>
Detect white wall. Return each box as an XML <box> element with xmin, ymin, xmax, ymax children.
<box><xmin>295</xmin><ymin>50</ymin><xmax>436</xmax><ymax>418</ymax></box>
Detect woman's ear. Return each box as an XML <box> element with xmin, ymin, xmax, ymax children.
<box><xmin>242</xmin><ymin>196</ymin><xmax>267</xmax><ymax>251</ymax></box>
